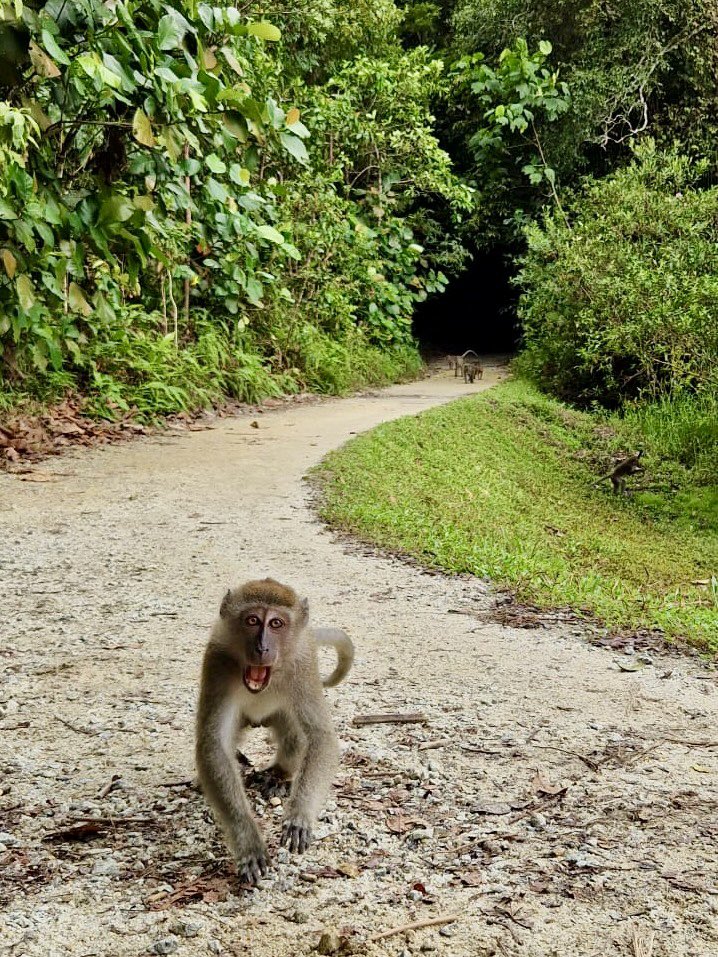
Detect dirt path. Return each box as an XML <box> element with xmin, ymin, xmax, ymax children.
<box><xmin>1</xmin><ymin>364</ymin><xmax>716</xmax><ymax>957</ymax></box>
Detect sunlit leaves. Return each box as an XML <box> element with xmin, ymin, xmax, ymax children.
<box><xmin>1</xmin><ymin>249</ymin><xmax>17</xmax><ymax>279</ymax></box>
<box><xmin>16</xmin><ymin>274</ymin><xmax>35</xmax><ymax>311</ymax></box>
<box><xmin>279</xmin><ymin>132</ymin><xmax>309</xmax><ymax>163</ymax></box>
<box><xmin>246</xmin><ymin>21</ymin><xmax>281</xmax><ymax>42</ymax></box>
<box><xmin>68</xmin><ymin>282</ymin><xmax>92</xmax><ymax>316</ymax></box>
<box><xmin>132</xmin><ymin>109</ymin><xmax>156</xmax><ymax>148</ymax></box>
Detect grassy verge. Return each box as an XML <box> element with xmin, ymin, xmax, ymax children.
<box><xmin>314</xmin><ymin>379</ymin><xmax>718</xmax><ymax>653</ymax></box>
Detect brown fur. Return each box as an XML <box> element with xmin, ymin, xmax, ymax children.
<box><xmin>195</xmin><ymin>580</ymin><xmax>353</xmax><ymax>884</ymax></box>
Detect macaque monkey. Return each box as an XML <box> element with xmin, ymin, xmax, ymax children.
<box><xmin>454</xmin><ymin>349</ymin><xmax>480</xmax><ymax>378</ymax></box>
<box><xmin>594</xmin><ymin>451</ymin><xmax>643</xmax><ymax>494</ymax></box>
<box><xmin>463</xmin><ymin>358</ymin><xmax>484</xmax><ymax>383</ymax></box>
<box><xmin>195</xmin><ymin>578</ymin><xmax>354</xmax><ymax>884</ymax></box>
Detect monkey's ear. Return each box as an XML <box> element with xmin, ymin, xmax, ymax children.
<box><xmin>220</xmin><ymin>589</ymin><xmax>232</xmax><ymax>618</ymax></box>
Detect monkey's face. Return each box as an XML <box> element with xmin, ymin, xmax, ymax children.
<box><xmin>234</xmin><ymin>606</ymin><xmax>293</xmax><ymax>694</ymax></box>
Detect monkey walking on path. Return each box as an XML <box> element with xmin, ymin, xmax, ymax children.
<box><xmin>453</xmin><ymin>349</ymin><xmax>480</xmax><ymax>378</ymax></box>
<box><xmin>463</xmin><ymin>358</ymin><xmax>484</xmax><ymax>383</ymax></box>
<box><xmin>196</xmin><ymin>578</ymin><xmax>354</xmax><ymax>885</ymax></box>
<box><xmin>594</xmin><ymin>451</ymin><xmax>643</xmax><ymax>494</ymax></box>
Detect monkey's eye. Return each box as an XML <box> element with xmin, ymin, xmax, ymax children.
<box><xmin>246</xmin><ymin>615</ymin><xmax>260</xmax><ymax>626</ymax></box>
<box><xmin>269</xmin><ymin>618</ymin><xmax>284</xmax><ymax>629</ymax></box>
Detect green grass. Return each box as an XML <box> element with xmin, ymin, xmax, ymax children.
<box><xmin>314</xmin><ymin>379</ymin><xmax>718</xmax><ymax>653</ymax></box>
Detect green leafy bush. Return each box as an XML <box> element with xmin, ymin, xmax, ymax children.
<box><xmin>515</xmin><ymin>144</ymin><xmax>718</xmax><ymax>407</ymax></box>
<box><xmin>0</xmin><ymin>0</ymin><xmax>467</xmax><ymax>413</ymax></box>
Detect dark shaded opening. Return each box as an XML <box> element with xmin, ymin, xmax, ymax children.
<box><xmin>412</xmin><ymin>248</ymin><xmax>519</xmax><ymax>355</ymax></box>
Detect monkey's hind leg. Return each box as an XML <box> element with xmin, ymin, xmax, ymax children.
<box><xmin>250</xmin><ymin>712</ymin><xmax>305</xmax><ymax>799</ymax></box>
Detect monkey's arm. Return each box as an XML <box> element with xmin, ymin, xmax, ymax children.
<box><xmin>281</xmin><ymin>693</ymin><xmax>339</xmax><ymax>853</ymax></box>
<box><xmin>195</xmin><ymin>654</ymin><xmax>268</xmax><ymax>883</ymax></box>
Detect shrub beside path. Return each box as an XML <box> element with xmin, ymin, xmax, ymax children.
<box><xmin>1</xmin><ymin>364</ymin><xmax>716</xmax><ymax>956</ymax></box>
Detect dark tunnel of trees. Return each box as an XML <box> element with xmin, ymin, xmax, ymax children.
<box><xmin>412</xmin><ymin>249</ymin><xmax>519</xmax><ymax>356</ymax></box>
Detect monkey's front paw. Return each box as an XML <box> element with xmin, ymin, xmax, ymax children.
<box><xmin>237</xmin><ymin>850</ymin><xmax>269</xmax><ymax>886</ymax></box>
<box><xmin>281</xmin><ymin>817</ymin><xmax>312</xmax><ymax>853</ymax></box>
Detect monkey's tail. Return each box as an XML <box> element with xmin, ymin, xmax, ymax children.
<box><xmin>314</xmin><ymin>627</ymin><xmax>355</xmax><ymax>688</ymax></box>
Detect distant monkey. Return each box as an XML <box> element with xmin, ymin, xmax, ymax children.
<box><xmin>454</xmin><ymin>349</ymin><xmax>480</xmax><ymax>377</ymax></box>
<box><xmin>463</xmin><ymin>358</ymin><xmax>484</xmax><ymax>383</ymax></box>
<box><xmin>195</xmin><ymin>578</ymin><xmax>354</xmax><ymax>884</ymax></box>
<box><xmin>594</xmin><ymin>451</ymin><xmax>643</xmax><ymax>494</ymax></box>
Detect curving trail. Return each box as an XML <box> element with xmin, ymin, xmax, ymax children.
<box><xmin>1</xmin><ymin>364</ymin><xmax>716</xmax><ymax>957</ymax></box>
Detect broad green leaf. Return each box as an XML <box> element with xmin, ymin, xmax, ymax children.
<box><xmin>205</xmin><ymin>153</ymin><xmax>226</xmax><ymax>174</ymax></box>
<box><xmin>222</xmin><ymin>111</ymin><xmax>248</xmax><ymax>141</ymax></box>
<box><xmin>197</xmin><ymin>3</ymin><xmax>214</xmax><ymax>29</ymax></box>
<box><xmin>98</xmin><ymin>194</ymin><xmax>135</xmax><ymax>226</ymax></box>
<box><xmin>230</xmin><ymin>164</ymin><xmax>250</xmax><ymax>186</ymax></box>
<box><xmin>29</xmin><ymin>41</ymin><xmax>60</xmax><ymax>78</ymax></box>
<box><xmin>539</xmin><ymin>40</ymin><xmax>552</xmax><ymax>56</ymax></box>
<box><xmin>93</xmin><ymin>292</ymin><xmax>116</xmax><ymax>324</ymax></box>
<box><xmin>16</xmin><ymin>274</ymin><xmax>35</xmax><ymax>311</ymax></box>
<box><xmin>133</xmin><ymin>195</ymin><xmax>155</xmax><ymax>211</ymax></box>
<box><xmin>155</xmin><ymin>67</ymin><xmax>179</xmax><ymax>84</ymax></box>
<box><xmin>246</xmin><ymin>21</ymin><xmax>281</xmax><ymax>41</ymax></box>
<box><xmin>207</xmin><ymin>178</ymin><xmax>228</xmax><ymax>203</ymax></box>
<box><xmin>68</xmin><ymin>282</ymin><xmax>93</xmax><ymax>316</ymax></box>
<box><xmin>77</xmin><ymin>52</ymin><xmax>100</xmax><ymax>79</ymax></box>
<box><xmin>257</xmin><ymin>224</ymin><xmax>284</xmax><ymax>244</ymax></box>
<box><xmin>221</xmin><ymin>46</ymin><xmax>244</xmax><ymax>76</ymax></box>
<box><xmin>245</xmin><ymin>276</ymin><xmax>263</xmax><ymax>304</ymax></box>
<box><xmin>158</xmin><ymin>12</ymin><xmax>187</xmax><ymax>50</ymax></box>
<box><xmin>0</xmin><ymin>199</ymin><xmax>16</xmax><ymax>220</ymax></box>
<box><xmin>41</xmin><ymin>29</ymin><xmax>70</xmax><ymax>66</ymax></box>
<box><xmin>279</xmin><ymin>132</ymin><xmax>308</xmax><ymax>163</ymax></box>
<box><xmin>287</xmin><ymin>119</ymin><xmax>310</xmax><ymax>139</ymax></box>
<box><xmin>1</xmin><ymin>249</ymin><xmax>17</xmax><ymax>279</ymax></box>
<box><xmin>132</xmin><ymin>108</ymin><xmax>156</xmax><ymax>148</ymax></box>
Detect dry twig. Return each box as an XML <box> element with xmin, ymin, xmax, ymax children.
<box><xmin>370</xmin><ymin>913</ymin><xmax>461</xmax><ymax>941</ymax></box>
<box><xmin>353</xmin><ymin>712</ymin><xmax>427</xmax><ymax>727</ymax></box>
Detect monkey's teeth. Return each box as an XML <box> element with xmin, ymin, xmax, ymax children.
<box><xmin>244</xmin><ymin>666</ymin><xmax>271</xmax><ymax>692</ymax></box>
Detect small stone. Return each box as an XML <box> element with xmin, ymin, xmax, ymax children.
<box><xmin>269</xmin><ymin>796</ymin><xmax>282</xmax><ymax>807</ymax></box>
<box><xmin>207</xmin><ymin>939</ymin><xmax>221</xmax><ymax>954</ymax></box>
<box><xmin>151</xmin><ymin>939</ymin><xmax>179</xmax><ymax>955</ymax></box>
<box><xmin>169</xmin><ymin>921</ymin><xmax>202</xmax><ymax>939</ymax></box>
<box><xmin>93</xmin><ymin>857</ymin><xmax>120</xmax><ymax>877</ymax></box>
<box><xmin>317</xmin><ymin>929</ymin><xmax>342</xmax><ymax>954</ymax></box>
<box><xmin>0</xmin><ymin>831</ymin><xmax>17</xmax><ymax>846</ymax></box>
<box><xmin>290</xmin><ymin>910</ymin><xmax>310</xmax><ymax>924</ymax></box>
<box><xmin>439</xmin><ymin>926</ymin><xmax>453</xmax><ymax>938</ymax></box>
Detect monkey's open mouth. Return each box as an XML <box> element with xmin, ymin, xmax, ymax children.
<box><xmin>243</xmin><ymin>666</ymin><xmax>271</xmax><ymax>694</ymax></box>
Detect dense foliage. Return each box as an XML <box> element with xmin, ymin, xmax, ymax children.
<box><xmin>0</xmin><ymin>0</ymin><xmax>467</xmax><ymax>414</ymax></box>
<box><xmin>516</xmin><ymin>145</ymin><xmax>718</xmax><ymax>408</ymax></box>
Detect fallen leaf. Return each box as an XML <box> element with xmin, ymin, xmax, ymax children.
<box><xmin>692</xmin><ymin>765</ymin><xmax>711</xmax><ymax>774</ymax></box>
<box><xmin>531</xmin><ymin>771</ymin><xmax>567</xmax><ymax>797</ymax></box>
